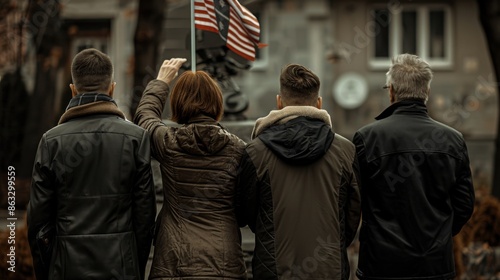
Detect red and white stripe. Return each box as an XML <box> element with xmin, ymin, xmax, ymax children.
<box><xmin>194</xmin><ymin>0</ymin><xmax>218</xmax><ymax>33</ymax></box>
<box><xmin>194</xmin><ymin>0</ymin><xmax>262</xmax><ymax>61</ymax></box>
<box><xmin>227</xmin><ymin>0</ymin><xmax>260</xmax><ymax>43</ymax></box>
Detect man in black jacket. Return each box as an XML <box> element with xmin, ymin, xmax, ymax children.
<box><xmin>354</xmin><ymin>54</ymin><xmax>475</xmax><ymax>280</ymax></box>
<box><xmin>27</xmin><ymin>48</ymin><xmax>156</xmax><ymax>280</ymax></box>
<box><xmin>237</xmin><ymin>64</ymin><xmax>361</xmax><ymax>280</ymax></box>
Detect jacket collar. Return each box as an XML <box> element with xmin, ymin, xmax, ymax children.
<box><xmin>186</xmin><ymin>115</ymin><xmax>219</xmax><ymax>125</ymax></box>
<box><xmin>58</xmin><ymin>93</ymin><xmax>125</xmax><ymax>124</ymax></box>
<box><xmin>252</xmin><ymin>106</ymin><xmax>332</xmax><ymax>139</ymax></box>
<box><xmin>375</xmin><ymin>99</ymin><xmax>427</xmax><ymax>120</ymax></box>
<box><xmin>66</xmin><ymin>92</ymin><xmax>116</xmax><ymax>110</ymax></box>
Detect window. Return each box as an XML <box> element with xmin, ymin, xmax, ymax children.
<box><xmin>65</xmin><ymin>19</ymin><xmax>112</xmax><ymax>61</ymax></box>
<box><xmin>370</xmin><ymin>5</ymin><xmax>453</xmax><ymax>69</ymax></box>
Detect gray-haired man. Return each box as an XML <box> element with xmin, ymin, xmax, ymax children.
<box><xmin>354</xmin><ymin>54</ymin><xmax>475</xmax><ymax>280</ymax></box>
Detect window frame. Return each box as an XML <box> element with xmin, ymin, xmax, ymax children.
<box><xmin>369</xmin><ymin>4</ymin><xmax>453</xmax><ymax>70</ymax></box>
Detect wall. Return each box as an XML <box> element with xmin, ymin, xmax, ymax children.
<box><xmin>160</xmin><ymin>0</ymin><xmax>497</xmax><ymax>187</ymax></box>
<box><xmin>332</xmin><ymin>0</ymin><xmax>497</xmax><ymax>188</ymax></box>
<box><xmin>62</xmin><ymin>0</ymin><xmax>138</xmax><ymax>119</ymax></box>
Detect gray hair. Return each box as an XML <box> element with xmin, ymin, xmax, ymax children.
<box><xmin>386</xmin><ymin>54</ymin><xmax>433</xmax><ymax>102</ymax></box>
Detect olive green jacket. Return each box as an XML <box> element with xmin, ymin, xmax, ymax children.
<box><xmin>135</xmin><ymin>80</ymin><xmax>247</xmax><ymax>280</ymax></box>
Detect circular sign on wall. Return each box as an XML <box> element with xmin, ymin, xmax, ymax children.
<box><xmin>333</xmin><ymin>73</ymin><xmax>368</xmax><ymax>109</ymax></box>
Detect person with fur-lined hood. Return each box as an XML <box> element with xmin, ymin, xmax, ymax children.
<box><xmin>236</xmin><ymin>64</ymin><xmax>361</xmax><ymax>280</ymax></box>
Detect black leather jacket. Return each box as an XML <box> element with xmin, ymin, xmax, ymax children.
<box><xmin>353</xmin><ymin>100</ymin><xmax>475</xmax><ymax>280</ymax></box>
<box><xmin>28</xmin><ymin>99</ymin><xmax>156</xmax><ymax>280</ymax></box>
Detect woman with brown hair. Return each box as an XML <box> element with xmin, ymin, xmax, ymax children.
<box><xmin>134</xmin><ymin>59</ymin><xmax>247</xmax><ymax>280</ymax></box>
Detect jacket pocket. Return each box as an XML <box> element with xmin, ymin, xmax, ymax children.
<box><xmin>51</xmin><ymin>232</ymin><xmax>140</xmax><ymax>280</ymax></box>
<box><xmin>36</xmin><ymin>223</ymin><xmax>55</xmax><ymax>272</ymax></box>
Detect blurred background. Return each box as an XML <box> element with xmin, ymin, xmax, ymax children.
<box><xmin>1</xmin><ymin>0</ymin><xmax>499</xmax><ymax>279</ymax></box>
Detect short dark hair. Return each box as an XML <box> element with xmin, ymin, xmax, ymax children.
<box><xmin>279</xmin><ymin>64</ymin><xmax>320</xmax><ymax>106</ymax></box>
<box><xmin>170</xmin><ymin>71</ymin><xmax>223</xmax><ymax>124</ymax></box>
<box><xmin>71</xmin><ymin>48</ymin><xmax>113</xmax><ymax>93</ymax></box>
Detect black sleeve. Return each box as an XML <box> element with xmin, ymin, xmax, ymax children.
<box><xmin>235</xmin><ymin>150</ymin><xmax>259</xmax><ymax>231</ymax></box>
<box><xmin>345</xmin><ymin>156</ymin><xmax>361</xmax><ymax>247</ymax></box>
<box><xmin>451</xmin><ymin>141</ymin><xmax>475</xmax><ymax>236</ymax></box>
<box><xmin>27</xmin><ymin>135</ymin><xmax>56</xmax><ymax>280</ymax></box>
<box><xmin>132</xmin><ymin>131</ymin><xmax>157</xmax><ymax>278</ymax></box>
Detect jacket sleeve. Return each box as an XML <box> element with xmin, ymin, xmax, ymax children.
<box><xmin>133</xmin><ymin>79</ymin><xmax>171</xmax><ymax>161</ymax></box>
<box><xmin>235</xmin><ymin>149</ymin><xmax>259</xmax><ymax>231</ymax></box>
<box><xmin>451</xmin><ymin>141</ymin><xmax>475</xmax><ymax>236</ymax></box>
<box><xmin>132</xmin><ymin>130</ymin><xmax>157</xmax><ymax>279</ymax></box>
<box><xmin>345</xmin><ymin>156</ymin><xmax>361</xmax><ymax>246</ymax></box>
<box><xmin>352</xmin><ymin>131</ymin><xmax>367</xmax><ymax>191</ymax></box>
<box><xmin>27</xmin><ymin>135</ymin><xmax>56</xmax><ymax>280</ymax></box>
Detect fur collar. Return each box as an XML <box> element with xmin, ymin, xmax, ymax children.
<box><xmin>251</xmin><ymin>106</ymin><xmax>332</xmax><ymax>139</ymax></box>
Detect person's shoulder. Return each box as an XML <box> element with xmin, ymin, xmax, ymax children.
<box><xmin>429</xmin><ymin>118</ymin><xmax>463</xmax><ymax>135</ymax></box>
<box><xmin>356</xmin><ymin>119</ymin><xmax>383</xmax><ymax>134</ymax></box>
<box><xmin>221</xmin><ymin>125</ymin><xmax>246</xmax><ymax>144</ymax></box>
<box><xmin>323</xmin><ymin>132</ymin><xmax>356</xmax><ymax>163</ymax></box>
<box><xmin>53</xmin><ymin>116</ymin><xmax>147</xmax><ymax>138</ymax></box>
<box><xmin>427</xmin><ymin>118</ymin><xmax>466</xmax><ymax>146</ymax></box>
<box><xmin>43</xmin><ymin>121</ymin><xmax>72</xmax><ymax>139</ymax></box>
<box><xmin>115</xmin><ymin>117</ymin><xmax>145</xmax><ymax>130</ymax></box>
<box><xmin>113</xmin><ymin>118</ymin><xmax>149</xmax><ymax>138</ymax></box>
<box><xmin>226</xmin><ymin>132</ymin><xmax>247</xmax><ymax>149</ymax></box>
<box><xmin>332</xmin><ymin>132</ymin><xmax>355</xmax><ymax>150</ymax></box>
<box><xmin>224</xmin><ymin>134</ymin><xmax>247</xmax><ymax>161</ymax></box>
<box><xmin>243</xmin><ymin>136</ymin><xmax>267</xmax><ymax>157</ymax></box>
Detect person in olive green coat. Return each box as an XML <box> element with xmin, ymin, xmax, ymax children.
<box><xmin>236</xmin><ymin>64</ymin><xmax>361</xmax><ymax>280</ymax></box>
<box><xmin>134</xmin><ymin>59</ymin><xmax>247</xmax><ymax>280</ymax></box>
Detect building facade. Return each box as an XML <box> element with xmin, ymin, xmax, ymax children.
<box><xmin>161</xmin><ymin>0</ymin><xmax>497</xmax><ymax>189</ymax></box>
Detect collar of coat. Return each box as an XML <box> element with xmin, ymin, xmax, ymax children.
<box><xmin>186</xmin><ymin>115</ymin><xmax>219</xmax><ymax>125</ymax></box>
<box><xmin>58</xmin><ymin>93</ymin><xmax>125</xmax><ymax>124</ymax></box>
<box><xmin>251</xmin><ymin>106</ymin><xmax>332</xmax><ymax>139</ymax></box>
<box><xmin>375</xmin><ymin>99</ymin><xmax>428</xmax><ymax>120</ymax></box>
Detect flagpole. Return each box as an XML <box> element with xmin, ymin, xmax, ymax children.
<box><xmin>190</xmin><ymin>0</ymin><xmax>196</xmax><ymax>72</ymax></box>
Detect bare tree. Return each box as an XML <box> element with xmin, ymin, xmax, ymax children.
<box><xmin>0</xmin><ymin>0</ymin><xmax>24</xmax><ymax>69</ymax></box>
<box><xmin>0</xmin><ymin>0</ymin><xmax>28</xmax><ymax>171</ymax></box>
<box><xmin>18</xmin><ymin>0</ymin><xmax>64</xmax><ymax>177</ymax></box>
<box><xmin>129</xmin><ymin>0</ymin><xmax>167</xmax><ymax>118</ymax></box>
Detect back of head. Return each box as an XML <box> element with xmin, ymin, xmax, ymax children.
<box><xmin>71</xmin><ymin>48</ymin><xmax>113</xmax><ymax>93</ymax></box>
<box><xmin>280</xmin><ymin>64</ymin><xmax>320</xmax><ymax>106</ymax></box>
<box><xmin>386</xmin><ymin>54</ymin><xmax>433</xmax><ymax>102</ymax></box>
<box><xmin>170</xmin><ymin>71</ymin><xmax>223</xmax><ymax>124</ymax></box>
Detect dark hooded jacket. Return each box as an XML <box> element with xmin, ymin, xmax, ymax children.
<box><xmin>28</xmin><ymin>93</ymin><xmax>156</xmax><ymax>280</ymax></box>
<box><xmin>353</xmin><ymin>100</ymin><xmax>475</xmax><ymax>280</ymax></box>
<box><xmin>236</xmin><ymin>106</ymin><xmax>361</xmax><ymax>280</ymax></box>
<box><xmin>134</xmin><ymin>80</ymin><xmax>247</xmax><ymax>280</ymax></box>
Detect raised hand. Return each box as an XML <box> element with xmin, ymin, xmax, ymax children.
<box><xmin>156</xmin><ymin>58</ymin><xmax>188</xmax><ymax>84</ymax></box>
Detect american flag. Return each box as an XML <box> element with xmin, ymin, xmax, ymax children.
<box><xmin>194</xmin><ymin>0</ymin><xmax>265</xmax><ymax>61</ymax></box>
